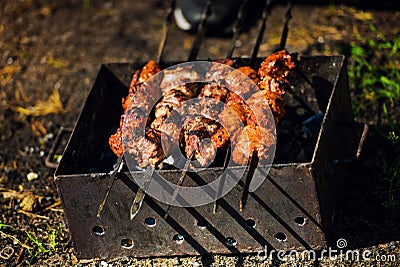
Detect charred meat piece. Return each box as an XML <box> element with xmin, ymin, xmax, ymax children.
<box><xmin>183</xmin><ymin>116</ymin><xmax>219</xmax><ymax>166</ymax></box>
<box><xmin>258</xmin><ymin>50</ymin><xmax>295</xmax><ymax>81</ymax></box>
<box><xmin>218</xmin><ymin>106</ymin><xmax>243</xmax><ymax>134</ymax></box>
<box><xmin>206</xmin><ymin>59</ymin><xmax>235</xmax><ymax>83</ymax></box>
<box><xmin>184</xmin><ymin>134</ymin><xmax>216</xmax><ymax>167</ymax></box>
<box><xmin>257</xmin><ymin>50</ymin><xmax>296</xmax><ymax>122</ymax></box>
<box><xmin>110</xmin><ymin>112</ymin><xmax>165</xmax><ymax>168</ymax></box>
<box><xmin>160</xmin><ymin>66</ymin><xmax>201</xmax><ymax>98</ymax></box>
<box><xmin>211</xmin><ymin>127</ymin><xmax>229</xmax><ymax>149</ymax></box>
<box><xmin>198</xmin><ymin>82</ymin><xmax>229</xmax><ymax>102</ymax></box>
<box><xmin>122</xmin><ymin>108</ymin><xmax>149</xmax><ymax>137</ymax></box>
<box><xmin>150</xmin><ymin>89</ymin><xmax>190</xmax><ymax>132</ymax></box>
<box><xmin>137</xmin><ymin>60</ymin><xmax>162</xmax><ymax>84</ymax></box>
<box><xmin>237</xmin><ymin>66</ymin><xmax>259</xmax><ymax>85</ymax></box>
<box><xmin>122</xmin><ymin>60</ymin><xmax>162</xmax><ymax>111</ymax></box>
<box><xmin>109</xmin><ymin>127</ymin><xmax>123</xmax><ymax>157</ymax></box>
<box><xmin>183</xmin><ymin>116</ymin><xmax>219</xmax><ymax>137</ymax></box>
<box><xmin>225</xmin><ymin>66</ymin><xmax>259</xmax><ymax>97</ymax></box>
<box><xmin>246</xmin><ymin>93</ymin><xmax>277</xmax><ymax>128</ymax></box>
<box><xmin>151</xmin><ymin>65</ymin><xmax>202</xmax><ymax>133</ymax></box>
<box><xmin>225</xmin><ymin>92</ymin><xmax>252</xmax><ymax>123</ymax></box>
<box><xmin>124</xmin><ymin>127</ymin><xmax>165</xmax><ymax>168</ymax></box>
<box><xmin>232</xmin><ymin>125</ymin><xmax>275</xmax><ymax>166</ymax></box>
<box><xmin>109</xmin><ymin>60</ymin><xmax>162</xmax><ymax>161</ymax></box>
<box><xmin>260</xmin><ymin>89</ymin><xmax>286</xmax><ymax>122</ymax></box>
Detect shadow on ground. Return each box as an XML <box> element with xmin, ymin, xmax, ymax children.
<box><xmin>333</xmin><ymin>126</ymin><xmax>400</xmax><ymax>249</ymax></box>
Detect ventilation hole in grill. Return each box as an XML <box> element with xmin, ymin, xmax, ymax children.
<box><xmin>274</xmin><ymin>232</ymin><xmax>287</xmax><ymax>242</ymax></box>
<box><xmin>144</xmin><ymin>217</ymin><xmax>156</xmax><ymax>227</ymax></box>
<box><xmin>92</xmin><ymin>225</ymin><xmax>105</xmax><ymax>236</ymax></box>
<box><xmin>294</xmin><ymin>216</ymin><xmax>306</xmax><ymax>226</ymax></box>
<box><xmin>225</xmin><ymin>237</ymin><xmax>237</xmax><ymax>247</ymax></box>
<box><xmin>246</xmin><ymin>219</ymin><xmax>256</xmax><ymax>228</ymax></box>
<box><xmin>196</xmin><ymin>220</ymin><xmax>208</xmax><ymax>229</ymax></box>
<box><xmin>121</xmin><ymin>238</ymin><xmax>134</xmax><ymax>249</ymax></box>
<box><xmin>173</xmin><ymin>234</ymin><xmax>184</xmax><ymax>244</ymax></box>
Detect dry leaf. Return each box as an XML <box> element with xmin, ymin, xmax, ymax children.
<box><xmin>15</xmin><ymin>89</ymin><xmax>65</xmax><ymax>116</ymax></box>
<box><xmin>20</xmin><ymin>192</ymin><xmax>37</xmax><ymax>212</ymax></box>
<box><xmin>0</xmin><ymin>65</ymin><xmax>21</xmax><ymax>87</ymax></box>
<box><xmin>0</xmin><ymin>65</ymin><xmax>21</xmax><ymax>76</ymax></box>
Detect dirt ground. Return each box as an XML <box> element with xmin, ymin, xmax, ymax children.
<box><xmin>1</xmin><ymin>0</ymin><xmax>400</xmax><ymax>266</ymax></box>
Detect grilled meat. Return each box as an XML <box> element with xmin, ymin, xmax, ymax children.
<box><xmin>109</xmin><ymin>60</ymin><xmax>163</xmax><ymax>166</ymax></box>
<box><xmin>151</xmin><ymin>89</ymin><xmax>190</xmax><ymax>133</ymax></box>
<box><xmin>211</xmin><ymin>127</ymin><xmax>229</xmax><ymax>149</ymax></box>
<box><xmin>183</xmin><ymin>116</ymin><xmax>219</xmax><ymax>166</ymax></box>
<box><xmin>206</xmin><ymin>58</ymin><xmax>235</xmax><ymax>83</ymax></box>
<box><xmin>199</xmin><ymin>82</ymin><xmax>229</xmax><ymax>102</ymax></box>
<box><xmin>225</xmin><ymin>92</ymin><xmax>251</xmax><ymax>123</ymax></box>
<box><xmin>109</xmin><ymin>127</ymin><xmax>123</xmax><ymax>157</ymax></box>
<box><xmin>160</xmin><ymin>66</ymin><xmax>201</xmax><ymax>98</ymax></box>
<box><xmin>122</xmin><ymin>60</ymin><xmax>162</xmax><ymax>111</ymax></box>
<box><xmin>258</xmin><ymin>50</ymin><xmax>295</xmax><ymax>82</ymax></box>
<box><xmin>231</xmin><ymin>125</ymin><xmax>275</xmax><ymax>165</ymax></box>
<box><xmin>257</xmin><ymin>50</ymin><xmax>295</xmax><ymax>121</ymax></box>
<box><xmin>226</xmin><ymin>66</ymin><xmax>259</xmax><ymax>97</ymax></box>
<box><xmin>109</xmin><ymin>51</ymin><xmax>296</xmax><ymax>168</ymax></box>
<box><xmin>237</xmin><ymin>66</ymin><xmax>259</xmax><ymax>85</ymax></box>
<box><xmin>124</xmin><ymin>127</ymin><xmax>165</xmax><ymax>168</ymax></box>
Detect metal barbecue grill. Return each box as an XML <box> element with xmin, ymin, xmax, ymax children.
<box><xmin>48</xmin><ymin>0</ymin><xmax>367</xmax><ymax>260</ymax></box>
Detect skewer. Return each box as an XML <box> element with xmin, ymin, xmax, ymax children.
<box><xmin>241</xmin><ymin>0</ymin><xmax>276</xmax><ymax>211</ymax></box>
<box><xmin>212</xmin><ymin>147</ymin><xmax>230</xmax><ymax>214</ymax></box>
<box><xmin>278</xmin><ymin>1</ymin><xmax>292</xmax><ymax>51</ymax></box>
<box><xmin>97</xmin><ymin>0</ymin><xmax>176</xmax><ymax>219</ymax></box>
<box><xmin>226</xmin><ymin>0</ymin><xmax>249</xmax><ymax>59</ymax></box>
<box><xmin>130</xmin><ymin>166</ymin><xmax>155</xmax><ymax>219</ymax></box>
<box><xmin>97</xmin><ymin>157</ymin><xmax>123</xmax><ymax>218</ymax></box>
<box><xmin>156</xmin><ymin>0</ymin><xmax>176</xmax><ymax>63</ymax></box>
<box><xmin>240</xmin><ymin>151</ymin><xmax>258</xmax><ymax>211</ymax></box>
<box><xmin>161</xmin><ymin>0</ymin><xmax>217</xmax><ymax>219</ymax></box>
<box><xmin>187</xmin><ymin>0</ymin><xmax>214</xmax><ymax>61</ymax></box>
<box><xmin>211</xmin><ymin>0</ymin><xmax>251</xmax><ymax>214</ymax></box>
<box><xmin>163</xmin><ymin>151</ymin><xmax>195</xmax><ymax>220</ymax></box>
<box><xmin>250</xmin><ymin>0</ymin><xmax>274</xmax><ymax>67</ymax></box>
<box><xmin>277</xmin><ymin>1</ymin><xmax>316</xmax><ymax>115</ymax></box>
<box><xmin>129</xmin><ymin>0</ymin><xmax>177</xmax><ymax>220</ymax></box>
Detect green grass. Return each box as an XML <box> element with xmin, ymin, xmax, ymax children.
<box><xmin>0</xmin><ymin>219</ymin><xmax>65</xmax><ymax>265</ymax></box>
<box><xmin>348</xmin><ymin>24</ymin><xmax>400</xmax><ymax>119</ymax></box>
<box><xmin>25</xmin><ymin>224</ymin><xmax>64</xmax><ymax>265</ymax></box>
<box><xmin>0</xmin><ymin>221</ymin><xmax>13</xmax><ymax>230</ymax></box>
<box><xmin>347</xmin><ymin>24</ymin><xmax>400</xmax><ymax>207</ymax></box>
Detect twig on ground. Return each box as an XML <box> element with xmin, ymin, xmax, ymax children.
<box><xmin>15</xmin><ymin>240</ymin><xmax>28</xmax><ymax>264</ymax></box>
<box><xmin>0</xmin><ymin>230</ymin><xmax>32</xmax><ymax>250</ymax></box>
<box><xmin>43</xmin><ymin>201</ymin><xmax>61</xmax><ymax>211</ymax></box>
<box><xmin>17</xmin><ymin>210</ymin><xmax>50</xmax><ymax>220</ymax></box>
